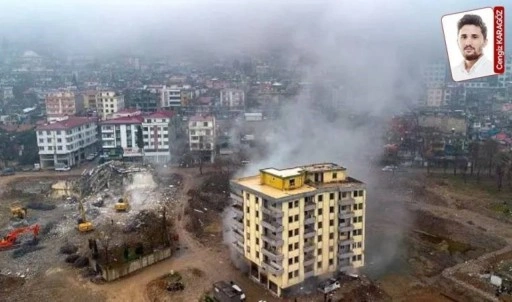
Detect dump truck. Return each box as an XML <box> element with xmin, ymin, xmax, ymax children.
<box><xmin>212</xmin><ymin>281</ymin><xmax>246</xmax><ymax>302</ymax></box>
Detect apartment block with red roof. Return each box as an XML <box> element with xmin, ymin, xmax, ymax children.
<box><xmin>142</xmin><ymin>110</ymin><xmax>178</xmax><ymax>164</ymax></box>
<box><xmin>36</xmin><ymin>116</ymin><xmax>98</xmax><ymax>168</ymax></box>
<box><xmin>100</xmin><ymin>115</ymin><xmax>145</xmax><ymax>159</ymax></box>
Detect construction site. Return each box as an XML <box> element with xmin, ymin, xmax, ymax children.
<box><xmin>1</xmin><ymin>160</ymin><xmax>512</xmax><ymax>301</ymax></box>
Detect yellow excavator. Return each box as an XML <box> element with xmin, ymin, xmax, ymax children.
<box><xmin>114</xmin><ymin>192</ymin><xmax>130</xmax><ymax>212</ymax></box>
<box><xmin>10</xmin><ymin>203</ymin><xmax>27</xmax><ymax>219</ymax></box>
<box><xmin>77</xmin><ymin>199</ymin><xmax>94</xmax><ymax>232</ymax></box>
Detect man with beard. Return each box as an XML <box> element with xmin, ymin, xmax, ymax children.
<box><xmin>451</xmin><ymin>14</ymin><xmax>494</xmax><ymax>81</ymax></box>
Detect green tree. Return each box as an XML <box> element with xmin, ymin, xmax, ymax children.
<box><xmin>136</xmin><ymin>125</ymin><xmax>144</xmax><ymax>150</ymax></box>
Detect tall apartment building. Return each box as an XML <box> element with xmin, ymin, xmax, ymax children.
<box><xmin>100</xmin><ymin>115</ymin><xmax>144</xmax><ymax>160</ymax></box>
<box><xmin>45</xmin><ymin>89</ymin><xmax>84</xmax><ymax>118</ymax></box>
<box><xmin>161</xmin><ymin>85</ymin><xmax>190</xmax><ymax>109</ymax></box>
<box><xmin>421</xmin><ymin>62</ymin><xmax>448</xmax><ymax>88</ymax></box>
<box><xmin>220</xmin><ymin>88</ymin><xmax>245</xmax><ymax>108</ymax></box>
<box><xmin>188</xmin><ymin>115</ymin><xmax>216</xmax><ymax>163</ymax></box>
<box><xmin>230</xmin><ymin>163</ymin><xmax>366</xmax><ymax>297</ymax></box>
<box><xmin>36</xmin><ymin>116</ymin><xmax>98</xmax><ymax>168</ymax></box>
<box><xmin>125</xmin><ymin>85</ymin><xmax>163</xmax><ymax>112</ymax></box>
<box><xmin>80</xmin><ymin>90</ymin><xmax>98</xmax><ymax>110</ymax></box>
<box><xmin>97</xmin><ymin>91</ymin><xmax>125</xmax><ymax>119</ymax></box>
<box><xmin>142</xmin><ymin>111</ymin><xmax>177</xmax><ymax>164</ymax></box>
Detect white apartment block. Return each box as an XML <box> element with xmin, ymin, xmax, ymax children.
<box><xmin>100</xmin><ymin>116</ymin><xmax>144</xmax><ymax>159</ymax></box>
<box><xmin>142</xmin><ymin>111</ymin><xmax>175</xmax><ymax>164</ymax></box>
<box><xmin>36</xmin><ymin>116</ymin><xmax>98</xmax><ymax>168</ymax></box>
<box><xmin>188</xmin><ymin>115</ymin><xmax>216</xmax><ymax>163</ymax></box>
<box><xmin>220</xmin><ymin>88</ymin><xmax>245</xmax><ymax>107</ymax></box>
<box><xmin>97</xmin><ymin>91</ymin><xmax>125</xmax><ymax>120</ymax></box>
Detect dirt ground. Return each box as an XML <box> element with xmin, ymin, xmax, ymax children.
<box><xmin>3</xmin><ymin>165</ymin><xmax>512</xmax><ymax>302</ymax></box>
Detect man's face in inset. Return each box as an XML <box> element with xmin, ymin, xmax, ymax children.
<box><xmin>457</xmin><ymin>24</ymin><xmax>487</xmax><ymax>61</ymax></box>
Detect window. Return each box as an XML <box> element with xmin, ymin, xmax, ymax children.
<box><xmin>329</xmin><ymin>206</ymin><xmax>334</xmax><ymax>213</ymax></box>
<box><xmin>256</xmin><ymin>251</ymin><xmax>259</xmax><ymax>258</ymax></box>
<box><xmin>318</xmin><ymin>208</ymin><xmax>323</xmax><ymax>215</ymax></box>
<box><xmin>329</xmin><ymin>259</ymin><xmax>334</xmax><ymax>266</ymax></box>
<box><xmin>329</xmin><ymin>193</ymin><xmax>334</xmax><ymax>200</ymax></box>
<box><xmin>294</xmin><ymin>215</ymin><xmax>299</xmax><ymax>222</ymax></box>
<box><xmin>288</xmin><ymin>244</ymin><xmax>293</xmax><ymax>250</ymax></box>
<box><xmin>317</xmin><ymin>195</ymin><xmax>323</xmax><ymax>202</ymax></box>
<box><xmin>289</xmin><ymin>258</ymin><xmax>293</xmax><ymax>265</ymax></box>
<box><xmin>255</xmin><ymin>224</ymin><xmax>259</xmax><ymax>231</ymax></box>
<box><xmin>57</xmin><ymin>138</ymin><xmax>62</xmax><ymax>143</ymax></box>
<box><xmin>329</xmin><ymin>219</ymin><xmax>334</xmax><ymax>226</ymax></box>
<box><xmin>289</xmin><ymin>201</ymin><xmax>293</xmax><ymax>209</ymax></box>
<box><xmin>317</xmin><ymin>261</ymin><xmax>322</xmax><ymax>268</ymax></box>
<box><xmin>255</xmin><ymin>197</ymin><xmax>259</xmax><ymax>204</ymax></box>
<box><xmin>57</xmin><ymin>146</ymin><xmax>62</xmax><ymax>150</ymax></box>
<box><xmin>333</xmin><ymin>172</ymin><xmax>337</xmax><ymax>179</ymax></box>
<box><xmin>245</xmin><ymin>193</ymin><xmax>249</xmax><ymax>199</ymax></box>
<box><xmin>246</xmin><ymin>219</ymin><xmax>250</xmax><ymax>227</ymax></box>
<box><xmin>288</xmin><ymin>272</ymin><xmax>293</xmax><ymax>279</ymax></box>
<box><xmin>289</xmin><ymin>179</ymin><xmax>295</xmax><ymax>186</ymax></box>
<box><xmin>357</xmin><ymin>254</ymin><xmax>362</xmax><ymax>261</ymax></box>
<box><xmin>294</xmin><ymin>270</ymin><xmax>299</xmax><ymax>277</ymax></box>
<box><xmin>358</xmin><ymin>190</ymin><xmax>364</xmax><ymax>197</ymax></box>
<box><xmin>294</xmin><ymin>229</ymin><xmax>299</xmax><ymax>236</ymax></box>
<box><xmin>294</xmin><ymin>200</ymin><xmax>298</xmax><ymax>207</ymax></box>
<box><xmin>353</xmin><ymin>229</ymin><xmax>362</xmax><ymax>236</ymax></box>
<box><xmin>203</xmin><ymin>122</ymin><xmax>208</xmax><ymax>127</ymax></box>
<box><xmin>342</xmin><ymin>192</ymin><xmax>347</xmax><ymax>198</ymax></box>
<box><xmin>317</xmin><ymin>235</ymin><xmax>322</xmax><ymax>242</ymax></box>
<box><xmin>289</xmin><ymin>216</ymin><xmax>293</xmax><ymax>223</ymax></box>
<box><xmin>329</xmin><ymin>233</ymin><xmax>334</xmax><ymax>239</ymax></box>
<box><xmin>246</xmin><ymin>206</ymin><xmax>250</xmax><ymax>213</ymax></box>
<box><xmin>39</xmin><ymin>139</ymin><xmax>43</xmax><ymax>143</ymax></box>
<box><xmin>289</xmin><ymin>230</ymin><xmax>293</xmax><ymax>237</ymax></box>
<box><xmin>353</xmin><ymin>191</ymin><xmax>358</xmax><ymax>197</ymax></box>
<box><xmin>329</xmin><ymin>246</ymin><xmax>334</xmax><ymax>252</ymax></box>
<box><xmin>358</xmin><ymin>203</ymin><xmax>363</xmax><ymax>210</ymax></box>
<box><xmin>294</xmin><ymin>242</ymin><xmax>299</xmax><ymax>249</ymax></box>
<box><xmin>318</xmin><ymin>248</ymin><xmax>322</xmax><ymax>254</ymax></box>
<box><xmin>255</xmin><ymin>211</ymin><xmax>259</xmax><ymax>218</ymax></box>
<box><xmin>318</xmin><ymin>221</ymin><xmax>323</xmax><ymax>229</ymax></box>
<box><xmin>256</xmin><ymin>238</ymin><xmax>259</xmax><ymax>245</ymax></box>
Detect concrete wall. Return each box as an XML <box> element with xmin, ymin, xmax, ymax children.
<box><xmin>92</xmin><ymin>247</ymin><xmax>172</xmax><ymax>282</ymax></box>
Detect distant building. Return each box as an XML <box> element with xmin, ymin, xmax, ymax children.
<box><xmin>97</xmin><ymin>91</ymin><xmax>125</xmax><ymax>120</ymax></box>
<box><xmin>421</xmin><ymin>62</ymin><xmax>448</xmax><ymax>88</ymax></box>
<box><xmin>45</xmin><ymin>89</ymin><xmax>84</xmax><ymax>118</ymax></box>
<box><xmin>125</xmin><ymin>85</ymin><xmax>163</xmax><ymax>112</ymax></box>
<box><xmin>36</xmin><ymin>116</ymin><xmax>98</xmax><ymax>168</ymax></box>
<box><xmin>80</xmin><ymin>90</ymin><xmax>98</xmax><ymax>110</ymax></box>
<box><xmin>100</xmin><ymin>115</ymin><xmax>144</xmax><ymax>160</ymax></box>
<box><xmin>220</xmin><ymin>88</ymin><xmax>245</xmax><ymax>108</ymax></box>
<box><xmin>161</xmin><ymin>85</ymin><xmax>195</xmax><ymax>109</ymax></box>
<box><xmin>188</xmin><ymin>115</ymin><xmax>216</xmax><ymax>163</ymax></box>
<box><xmin>426</xmin><ymin>88</ymin><xmax>444</xmax><ymax>107</ymax></box>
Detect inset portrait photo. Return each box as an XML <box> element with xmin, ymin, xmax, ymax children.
<box><xmin>442</xmin><ymin>7</ymin><xmax>506</xmax><ymax>82</ymax></box>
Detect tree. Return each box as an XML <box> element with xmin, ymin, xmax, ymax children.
<box><xmin>482</xmin><ymin>139</ymin><xmax>499</xmax><ymax>177</ymax></box>
<box><xmin>136</xmin><ymin>125</ymin><xmax>144</xmax><ymax>152</ymax></box>
<box><xmin>468</xmin><ymin>141</ymin><xmax>480</xmax><ymax>176</ymax></box>
<box><xmin>495</xmin><ymin>152</ymin><xmax>509</xmax><ymax>191</ymax></box>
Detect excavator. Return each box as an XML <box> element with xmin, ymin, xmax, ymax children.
<box><xmin>0</xmin><ymin>224</ymin><xmax>40</xmax><ymax>250</ymax></box>
<box><xmin>114</xmin><ymin>193</ymin><xmax>130</xmax><ymax>212</ymax></box>
<box><xmin>77</xmin><ymin>199</ymin><xmax>94</xmax><ymax>232</ymax></box>
<box><xmin>10</xmin><ymin>203</ymin><xmax>27</xmax><ymax>220</ymax></box>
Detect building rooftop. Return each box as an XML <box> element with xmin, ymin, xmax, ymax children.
<box><xmin>36</xmin><ymin>116</ymin><xmax>97</xmax><ymax>131</ymax></box>
<box><xmin>190</xmin><ymin>115</ymin><xmax>214</xmax><ymax>122</ymax></box>
<box><xmin>301</xmin><ymin>163</ymin><xmax>346</xmax><ymax>172</ymax></box>
<box><xmin>145</xmin><ymin>110</ymin><xmax>175</xmax><ymax>119</ymax></box>
<box><xmin>261</xmin><ymin>167</ymin><xmax>303</xmax><ymax>178</ymax></box>
<box><xmin>101</xmin><ymin>116</ymin><xmax>144</xmax><ymax>125</ymax></box>
<box><xmin>234</xmin><ymin>175</ymin><xmax>316</xmax><ymax>199</ymax></box>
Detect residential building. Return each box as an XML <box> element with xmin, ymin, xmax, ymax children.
<box><xmin>421</xmin><ymin>62</ymin><xmax>448</xmax><ymax>88</ymax></box>
<box><xmin>230</xmin><ymin>163</ymin><xmax>366</xmax><ymax>297</ymax></box>
<box><xmin>161</xmin><ymin>85</ymin><xmax>191</xmax><ymax>109</ymax></box>
<box><xmin>125</xmin><ymin>85</ymin><xmax>163</xmax><ymax>112</ymax></box>
<box><xmin>80</xmin><ymin>90</ymin><xmax>98</xmax><ymax>110</ymax></box>
<box><xmin>142</xmin><ymin>111</ymin><xmax>177</xmax><ymax>164</ymax></box>
<box><xmin>220</xmin><ymin>88</ymin><xmax>245</xmax><ymax>108</ymax></box>
<box><xmin>97</xmin><ymin>91</ymin><xmax>125</xmax><ymax>120</ymax></box>
<box><xmin>100</xmin><ymin>115</ymin><xmax>144</xmax><ymax>160</ymax></box>
<box><xmin>426</xmin><ymin>88</ymin><xmax>444</xmax><ymax>107</ymax></box>
<box><xmin>45</xmin><ymin>89</ymin><xmax>84</xmax><ymax>118</ymax></box>
<box><xmin>36</xmin><ymin>116</ymin><xmax>98</xmax><ymax>168</ymax></box>
<box><xmin>188</xmin><ymin>115</ymin><xmax>216</xmax><ymax>163</ymax></box>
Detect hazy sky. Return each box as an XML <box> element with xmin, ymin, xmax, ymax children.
<box><xmin>0</xmin><ymin>0</ymin><xmax>509</xmax><ymax>58</ymax></box>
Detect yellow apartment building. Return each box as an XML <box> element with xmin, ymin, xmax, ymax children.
<box><xmin>230</xmin><ymin>163</ymin><xmax>366</xmax><ymax>297</ymax></box>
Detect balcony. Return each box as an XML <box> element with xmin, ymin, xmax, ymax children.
<box><xmin>262</xmin><ymin>247</ymin><xmax>284</xmax><ymax>261</ymax></box>
<box><xmin>261</xmin><ymin>220</ymin><xmax>283</xmax><ymax>233</ymax></box>
<box><xmin>232</xmin><ymin>204</ymin><xmax>243</xmax><ymax>216</ymax></box>
<box><xmin>233</xmin><ymin>218</ymin><xmax>243</xmax><ymax>231</ymax></box>
<box><xmin>339</xmin><ymin>198</ymin><xmax>356</xmax><ymax>206</ymax></box>
<box><xmin>304</xmin><ymin>242</ymin><xmax>315</xmax><ymax>253</ymax></box>
<box><xmin>304</xmin><ymin>253</ymin><xmax>315</xmax><ymax>266</ymax></box>
<box><xmin>261</xmin><ymin>261</ymin><xmax>284</xmax><ymax>275</ymax></box>
<box><xmin>233</xmin><ymin>228</ymin><xmax>243</xmax><ymax>242</ymax></box>
<box><xmin>262</xmin><ymin>233</ymin><xmax>284</xmax><ymax>247</ymax></box>
<box><xmin>338</xmin><ymin>224</ymin><xmax>354</xmax><ymax>232</ymax></box>
<box><xmin>230</xmin><ymin>192</ymin><xmax>243</xmax><ymax>205</ymax></box>
<box><xmin>304</xmin><ymin>226</ymin><xmax>315</xmax><ymax>238</ymax></box>
<box><xmin>304</xmin><ymin>202</ymin><xmax>315</xmax><ymax>212</ymax></box>
<box><xmin>338</xmin><ymin>238</ymin><xmax>355</xmax><ymax>246</ymax></box>
<box><xmin>304</xmin><ymin>215</ymin><xmax>315</xmax><ymax>225</ymax></box>
<box><xmin>233</xmin><ymin>241</ymin><xmax>244</xmax><ymax>254</ymax></box>
<box><xmin>338</xmin><ymin>211</ymin><xmax>355</xmax><ymax>219</ymax></box>
<box><xmin>338</xmin><ymin>251</ymin><xmax>355</xmax><ymax>260</ymax></box>
<box><xmin>262</xmin><ymin>205</ymin><xmax>283</xmax><ymax>218</ymax></box>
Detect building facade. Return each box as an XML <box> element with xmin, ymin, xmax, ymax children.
<box><xmin>36</xmin><ymin>117</ymin><xmax>98</xmax><ymax>168</ymax></box>
<box><xmin>142</xmin><ymin>111</ymin><xmax>176</xmax><ymax>164</ymax></box>
<box><xmin>45</xmin><ymin>89</ymin><xmax>83</xmax><ymax>117</ymax></box>
<box><xmin>188</xmin><ymin>115</ymin><xmax>216</xmax><ymax>163</ymax></box>
<box><xmin>97</xmin><ymin>91</ymin><xmax>125</xmax><ymax>120</ymax></box>
<box><xmin>230</xmin><ymin>163</ymin><xmax>366</xmax><ymax>297</ymax></box>
<box><xmin>100</xmin><ymin>116</ymin><xmax>144</xmax><ymax>160</ymax></box>
<box><xmin>220</xmin><ymin>88</ymin><xmax>245</xmax><ymax>108</ymax></box>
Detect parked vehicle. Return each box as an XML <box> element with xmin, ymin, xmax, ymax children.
<box><xmin>1</xmin><ymin>167</ymin><xmax>15</xmax><ymax>176</ymax></box>
<box><xmin>86</xmin><ymin>153</ymin><xmax>96</xmax><ymax>161</ymax></box>
<box><xmin>317</xmin><ymin>278</ymin><xmax>341</xmax><ymax>294</ymax></box>
<box><xmin>212</xmin><ymin>281</ymin><xmax>246</xmax><ymax>302</ymax></box>
<box><xmin>55</xmin><ymin>164</ymin><xmax>71</xmax><ymax>171</ymax></box>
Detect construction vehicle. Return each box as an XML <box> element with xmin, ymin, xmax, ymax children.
<box><xmin>0</xmin><ymin>224</ymin><xmax>40</xmax><ymax>250</ymax></box>
<box><xmin>114</xmin><ymin>193</ymin><xmax>130</xmax><ymax>212</ymax></box>
<box><xmin>10</xmin><ymin>203</ymin><xmax>27</xmax><ymax>219</ymax></box>
<box><xmin>77</xmin><ymin>199</ymin><xmax>94</xmax><ymax>232</ymax></box>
